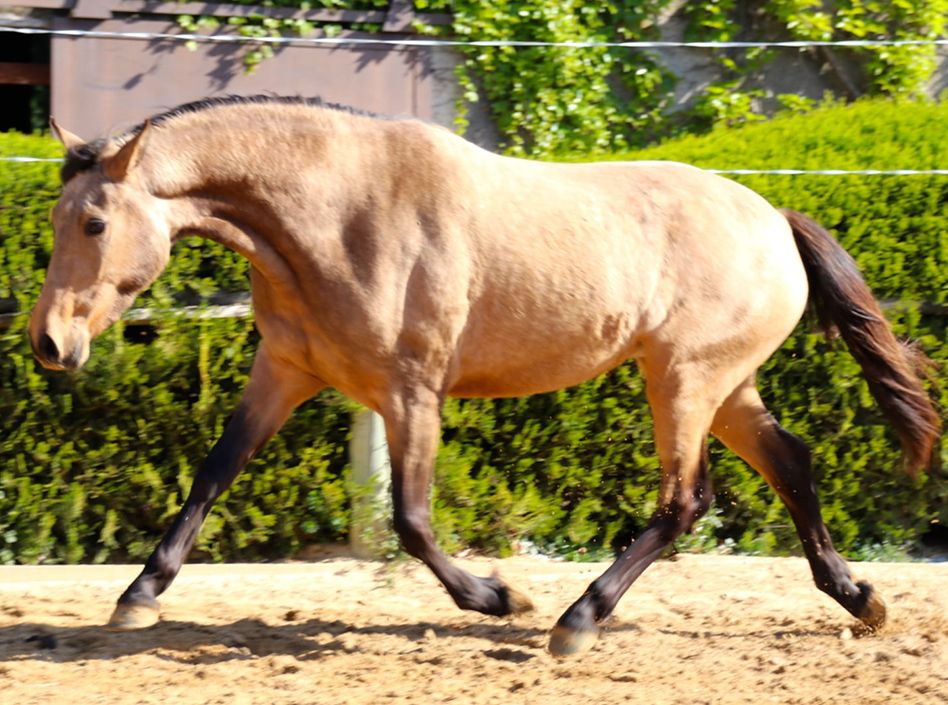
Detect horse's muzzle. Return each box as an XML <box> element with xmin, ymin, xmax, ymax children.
<box><xmin>31</xmin><ymin>329</ymin><xmax>87</xmax><ymax>371</ymax></box>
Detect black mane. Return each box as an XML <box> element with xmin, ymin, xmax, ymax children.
<box><xmin>60</xmin><ymin>95</ymin><xmax>380</xmax><ymax>184</ymax></box>
<box><xmin>61</xmin><ymin>138</ymin><xmax>108</xmax><ymax>184</ymax></box>
<box><xmin>144</xmin><ymin>94</ymin><xmax>379</xmax><ymax>128</ymax></box>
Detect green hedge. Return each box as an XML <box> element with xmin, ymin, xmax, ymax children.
<box><xmin>0</xmin><ymin>134</ymin><xmax>351</xmax><ymax>564</ymax></box>
<box><xmin>0</xmin><ymin>98</ymin><xmax>945</xmax><ymax>564</ymax></box>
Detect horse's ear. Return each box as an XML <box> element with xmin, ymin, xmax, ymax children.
<box><xmin>105</xmin><ymin>120</ymin><xmax>151</xmax><ymax>181</ymax></box>
<box><xmin>49</xmin><ymin>117</ymin><xmax>85</xmax><ymax>152</ymax></box>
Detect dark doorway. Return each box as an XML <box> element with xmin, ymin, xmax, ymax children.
<box><xmin>0</xmin><ymin>33</ymin><xmax>50</xmax><ymax>133</ymax></box>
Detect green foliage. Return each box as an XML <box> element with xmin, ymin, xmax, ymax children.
<box><xmin>176</xmin><ymin>0</ymin><xmax>389</xmax><ymax>71</ymax></box>
<box><xmin>172</xmin><ymin>2</ymin><xmax>946</xmax><ymax>153</ymax></box>
<box><xmin>440</xmin><ymin>1</ymin><xmax>675</xmax><ymax>155</ymax></box>
<box><xmin>1</xmin><ymin>99</ymin><xmax>945</xmax><ymax>565</ymax></box>
<box><xmin>683</xmin><ymin>0</ymin><xmax>948</xmax><ymax>128</ymax></box>
<box><xmin>440</xmin><ymin>0</ymin><xmax>945</xmax><ymax>154</ymax></box>
<box><xmin>424</xmin><ymin>0</ymin><xmax>678</xmax><ymax>155</ymax></box>
<box><xmin>766</xmin><ymin>0</ymin><xmax>947</xmax><ymax>96</ymax></box>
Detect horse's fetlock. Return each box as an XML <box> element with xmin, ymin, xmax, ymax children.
<box><xmin>811</xmin><ymin>568</ymin><xmax>857</xmax><ymax>608</ymax></box>
<box><xmin>558</xmin><ymin>595</ymin><xmax>598</xmax><ymax>630</ymax></box>
<box><xmin>579</xmin><ymin>582</ymin><xmax>613</xmax><ymax>623</ymax></box>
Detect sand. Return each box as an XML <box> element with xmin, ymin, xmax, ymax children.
<box><xmin>1</xmin><ymin>553</ymin><xmax>945</xmax><ymax>704</ymax></box>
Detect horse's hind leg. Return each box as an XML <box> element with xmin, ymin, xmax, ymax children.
<box><xmin>383</xmin><ymin>386</ymin><xmax>533</xmax><ymax>616</ymax></box>
<box><xmin>711</xmin><ymin>377</ymin><xmax>886</xmax><ymax>629</ymax></box>
<box><xmin>550</xmin><ymin>363</ymin><xmax>721</xmax><ymax>656</ymax></box>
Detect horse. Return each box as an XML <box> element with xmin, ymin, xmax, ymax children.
<box><xmin>30</xmin><ymin>95</ymin><xmax>940</xmax><ymax>656</ymax></box>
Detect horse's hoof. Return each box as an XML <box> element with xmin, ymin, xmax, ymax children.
<box><xmin>503</xmin><ymin>583</ymin><xmax>535</xmax><ymax>615</ymax></box>
<box><xmin>548</xmin><ymin>624</ymin><xmax>599</xmax><ymax>657</ymax></box>
<box><xmin>106</xmin><ymin>602</ymin><xmax>160</xmax><ymax>631</ymax></box>
<box><xmin>488</xmin><ymin>570</ymin><xmax>534</xmax><ymax>615</ymax></box>
<box><xmin>855</xmin><ymin>581</ymin><xmax>886</xmax><ymax>632</ymax></box>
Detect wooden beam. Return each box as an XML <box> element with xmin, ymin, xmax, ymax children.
<box><xmin>0</xmin><ymin>62</ymin><xmax>51</xmax><ymax>85</ymax></box>
<box><xmin>0</xmin><ymin>0</ymin><xmax>452</xmax><ymax>28</ymax></box>
<box><xmin>0</xmin><ymin>0</ymin><xmax>73</xmax><ymax>8</ymax></box>
<box><xmin>383</xmin><ymin>0</ymin><xmax>415</xmax><ymax>33</ymax></box>
<box><xmin>70</xmin><ymin>0</ymin><xmax>111</xmax><ymax>19</ymax></box>
<box><xmin>63</xmin><ymin>1</ymin><xmax>452</xmax><ymax>29</ymax></box>
<box><xmin>115</xmin><ymin>2</ymin><xmax>386</xmax><ymax>23</ymax></box>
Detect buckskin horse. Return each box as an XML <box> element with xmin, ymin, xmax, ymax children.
<box><xmin>29</xmin><ymin>96</ymin><xmax>940</xmax><ymax>656</ymax></box>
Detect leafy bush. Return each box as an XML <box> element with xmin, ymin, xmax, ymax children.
<box><xmin>427</xmin><ymin>0</ymin><xmax>946</xmax><ymax>155</ymax></box>
<box><xmin>0</xmin><ymin>98</ymin><xmax>944</xmax><ymax>565</ymax></box>
<box><xmin>171</xmin><ymin>2</ymin><xmax>946</xmax><ymax>155</ymax></box>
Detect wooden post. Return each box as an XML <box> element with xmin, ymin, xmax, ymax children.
<box><xmin>0</xmin><ymin>63</ymin><xmax>51</xmax><ymax>86</ymax></box>
<box><xmin>348</xmin><ymin>409</ymin><xmax>393</xmax><ymax>558</ymax></box>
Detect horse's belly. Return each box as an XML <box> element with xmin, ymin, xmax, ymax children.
<box><xmin>449</xmin><ymin>354</ymin><xmax>634</xmax><ymax>398</ymax></box>
<box><xmin>449</xmin><ymin>317</ymin><xmax>642</xmax><ymax>398</ymax></box>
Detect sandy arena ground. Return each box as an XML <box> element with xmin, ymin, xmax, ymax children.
<box><xmin>0</xmin><ymin>553</ymin><xmax>945</xmax><ymax>705</ymax></box>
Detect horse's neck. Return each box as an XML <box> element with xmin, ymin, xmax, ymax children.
<box><xmin>149</xmin><ymin>106</ymin><xmax>349</xmax><ymax>195</ymax></box>
<box><xmin>150</xmin><ymin>124</ymin><xmax>322</xmax><ymax>292</ymax></box>
<box><xmin>147</xmin><ymin>109</ymin><xmax>401</xmax><ymax>299</ymax></box>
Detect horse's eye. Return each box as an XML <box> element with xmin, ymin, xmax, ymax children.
<box><xmin>85</xmin><ymin>218</ymin><xmax>106</xmax><ymax>236</ymax></box>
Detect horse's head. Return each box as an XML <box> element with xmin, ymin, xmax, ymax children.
<box><xmin>29</xmin><ymin>120</ymin><xmax>172</xmax><ymax>371</ymax></box>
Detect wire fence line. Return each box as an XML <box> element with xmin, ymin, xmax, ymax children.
<box><xmin>0</xmin><ymin>303</ymin><xmax>253</xmax><ymax>327</ymax></box>
<box><xmin>709</xmin><ymin>169</ymin><xmax>948</xmax><ymax>176</ymax></box>
<box><xmin>0</xmin><ymin>157</ymin><xmax>63</xmax><ymax>163</ymax></box>
<box><xmin>4</xmin><ymin>299</ymin><xmax>946</xmax><ymax>328</ymax></box>
<box><xmin>2</xmin><ymin>24</ymin><xmax>948</xmax><ymax>49</ymax></box>
<box><xmin>2</xmin><ymin>156</ymin><xmax>947</xmax><ymax>175</ymax></box>
<box><xmin>4</xmin><ymin>23</ymin><xmax>946</xmax><ymax>175</ymax></box>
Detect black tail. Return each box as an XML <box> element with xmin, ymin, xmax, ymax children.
<box><xmin>782</xmin><ymin>209</ymin><xmax>941</xmax><ymax>475</ymax></box>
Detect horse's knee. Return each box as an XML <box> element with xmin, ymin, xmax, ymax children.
<box><xmin>679</xmin><ymin>468</ymin><xmax>714</xmax><ymax>533</ymax></box>
<box><xmin>657</xmin><ymin>491</ymin><xmax>713</xmax><ymax>541</ymax></box>
<box><xmin>683</xmin><ymin>490</ymin><xmax>713</xmax><ymax>532</ymax></box>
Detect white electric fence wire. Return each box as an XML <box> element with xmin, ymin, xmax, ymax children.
<box><xmin>3</xmin><ymin>24</ymin><xmax>947</xmax><ymax>175</ymax></box>
<box><xmin>4</xmin><ymin>157</ymin><xmax>946</xmax><ymax>175</ymax></box>
<box><xmin>1</xmin><ymin>24</ymin><xmax>948</xmax><ymax>49</ymax></box>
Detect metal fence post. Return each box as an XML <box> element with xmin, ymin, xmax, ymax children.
<box><xmin>349</xmin><ymin>408</ymin><xmax>393</xmax><ymax>558</ymax></box>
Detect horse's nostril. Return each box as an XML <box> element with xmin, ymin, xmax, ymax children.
<box><xmin>39</xmin><ymin>332</ymin><xmax>60</xmax><ymax>362</ymax></box>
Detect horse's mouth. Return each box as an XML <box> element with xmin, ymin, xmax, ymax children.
<box><xmin>30</xmin><ymin>331</ymin><xmax>89</xmax><ymax>372</ymax></box>
<box><xmin>35</xmin><ymin>355</ymin><xmax>86</xmax><ymax>372</ymax></box>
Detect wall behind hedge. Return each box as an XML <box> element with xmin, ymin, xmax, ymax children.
<box><xmin>0</xmin><ymin>98</ymin><xmax>944</xmax><ymax>564</ymax></box>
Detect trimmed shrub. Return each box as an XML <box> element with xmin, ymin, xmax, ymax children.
<box><xmin>0</xmin><ymin>134</ymin><xmax>349</xmax><ymax>564</ymax></box>
<box><xmin>0</xmin><ymin>98</ymin><xmax>945</xmax><ymax>564</ymax></box>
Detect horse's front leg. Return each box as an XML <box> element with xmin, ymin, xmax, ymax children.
<box><xmin>107</xmin><ymin>345</ymin><xmax>324</xmax><ymax>630</ymax></box>
<box><xmin>384</xmin><ymin>386</ymin><xmax>533</xmax><ymax>617</ymax></box>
